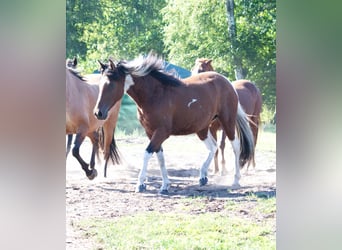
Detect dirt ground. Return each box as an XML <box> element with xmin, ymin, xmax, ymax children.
<box><xmin>66</xmin><ymin>133</ymin><xmax>276</xmax><ymax>249</ymax></box>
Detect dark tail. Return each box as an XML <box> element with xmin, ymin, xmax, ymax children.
<box><xmin>98</xmin><ymin>127</ymin><xmax>121</xmax><ymax>176</ymax></box>
<box><xmin>236</xmin><ymin>103</ymin><xmax>255</xmax><ymax>168</ymax></box>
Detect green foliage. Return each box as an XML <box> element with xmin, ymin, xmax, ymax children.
<box><xmin>162</xmin><ymin>0</ymin><xmax>276</xmax><ymax>110</ymax></box>
<box><xmin>66</xmin><ymin>0</ymin><xmax>166</xmax><ymax>73</ymax></box>
<box><xmin>67</xmin><ymin>0</ymin><xmax>276</xmax><ymax>110</ymax></box>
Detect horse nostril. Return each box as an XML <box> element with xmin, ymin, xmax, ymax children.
<box><xmin>94</xmin><ymin>110</ymin><xmax>102</xmax><ymax>119</ymax></box>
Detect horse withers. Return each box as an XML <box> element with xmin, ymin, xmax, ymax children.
<box><xmin>94</xmin><ymin>52</ymin><xmax>254</xmax><ymax>194</ymax></box>
<box><xmin>66</xmin><ymin>58</ymin><xmax>121</xmax><ymax>179</ymax></box>
<box><xmin>192</xmin><ymin>58</ymin><xmax>262</xmax><ymax>175</ymax></box>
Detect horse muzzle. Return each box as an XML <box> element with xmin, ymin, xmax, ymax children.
<box><xmin>94</xmin><ymin>108</ymin><xmax>107</xmax><ymax>120</ymax></box>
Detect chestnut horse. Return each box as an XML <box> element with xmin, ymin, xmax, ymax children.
<box><xmin>192</xmin><ymin>58</ymin><xmax>262</xmax><ymax>175</ymax></box>
<box><xmin>66</xmin><ymin>60</ymin><xmax>121</xmax><ymax>179</ymax></box>
<box><xmin>94</xmin><ymin>53</ymin><xmax>254</xmax><ymax>194</ymax></box>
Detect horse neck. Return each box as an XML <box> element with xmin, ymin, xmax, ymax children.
<box><xmin>66</xmin><ymin>70</ymin><xmax>98</xmax><ymax>101</ymax></box>
<box><xmin>126</xmin><ymin>74</ymin><xmax>161</xmax><ymax>108</ymax></box>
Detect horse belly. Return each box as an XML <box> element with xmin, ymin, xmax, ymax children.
<box><xmin>171</xmin><ymin>106</ymin><xmax>215</xmax><ymax>135</ymax></box>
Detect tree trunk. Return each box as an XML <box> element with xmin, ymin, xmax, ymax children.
<box><xmin>226</xmin><ymin>0</ymin><xmax>244</xmax><ymax>80</ymax></box>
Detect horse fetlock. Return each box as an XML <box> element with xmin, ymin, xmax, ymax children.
<box><xmin>87</xmin><ymin>169</ymin><xmax>98</xmax><ymax>180</ymax></box>
<box><xmin>160</xmin><ymin>182</ymin><xmax>170</xmax><ymax>192</ymax></box>
<box><xmin>231</xmin><ymin>181</ymin><xmax>241</xmax><ymax>189</ymax></box>
<box><xmin>135</xmin><ymin>183</ymin><xmax>146</xmax><ymax>193</ymax></box>
<box><xmin>159</xmin><ymin>189</ymin><xmax>169</xmax><ymax>195</ymax></box>
<box><xmin>199</xmin><ymin>177</ymin><xmax>208</xmax><ymax>186</ymax></box>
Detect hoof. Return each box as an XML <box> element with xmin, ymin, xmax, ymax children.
<box><xmin>199</xmin><ymin>177</ymin><xmax>208</xmax><ymax>186</ymax></box>
<box><xmin>87</xmin><ymin>169</ymin><xmax>98</xmax><ymax>180</ymax></box>
<box><xmin>231</xmin><ymin>183</ymin><xmax>241</xmax><ymax>189</ymax></box>
<box><xmin>135</xmin><ymin>184</ymin><xmax>146</xmax><ymax>193</ymax></box>
<box><xmin>159</xmin><ymin>189</ymin><xmax>169</xmax><ymax>195</ymax></box>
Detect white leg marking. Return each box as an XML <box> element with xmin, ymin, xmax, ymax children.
<box><xmin>136</xmin><ymin>151</ymin><xmax>152</xmax><ymax>191</ymax></box>
<box><xmin>156</xmin><ymin>150</ymin><xmax>170</xmax><ymax>191</ymax></box>
<box><xmin>230</xmin><ymin>132</ymin><xmax>241</xmax><ymax>188</ymax></box>
<box><xmin>200</xmin><ymin>131</ymin><xmax>218</xmax><ymax>180</ymax></box>
<box><xmin>187</xmin><ymin>98</ymin><xmax>198</xmax><ymax>107</ymax></box>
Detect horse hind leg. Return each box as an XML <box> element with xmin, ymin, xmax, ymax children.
<box><xmin>87</xmin><ymin>132</ymin><xmax>99</xmax><ymax>180</ymax></box>
<box><xmin>197</xmin><ymin>129</ymin><xmax>217</xmax><ymax>186</ymax></box>
<box><xmin>72</xmin><ymin>133</ymin><xmax>96</xmax><ymax>180</ymax></box>
<box><xmin>209</xmin><ymin>125</ymin><xmax>220</xmax><ymax>174</ymax></box>
<box><xmin>219</xmin><ymin>130</ymin><xmax>228</xmax><ymax>176</ymax></box>
<box><xmin>218</xmin><ymin>114</ymin><xmax>241</xmax><ymax>188</ymax></box>
<box><xmin>66</xmin><ymin>134</ymin><xmax>73</xmax><ymax>158</ymax></box>
<box><xmin>230</xmin><ymin>134</ymin><xmax>241</xmax><ymax>188</ymax></box>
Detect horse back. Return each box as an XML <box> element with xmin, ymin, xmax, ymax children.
<box><xmin>233</xmin><ymin>80</ymin><xmax>262</xmax><ymax>116</ymax></box>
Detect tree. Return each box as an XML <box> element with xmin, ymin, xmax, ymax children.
<box><xmin>226</xmin><ymin>0</ymin><xmax>244</xmax><ymax>79</ymax></box>
<box><xmin>66</xmin><ymin>0</ymin><xmax>166</xmax><ymax>73</ymax></box>
<box><xmin>162</xmin><ymin>0</ymin><xmax>276</xmax><ymax>111</ymax></box>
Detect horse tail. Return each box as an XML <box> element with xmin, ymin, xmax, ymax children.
<box><xmin>235</xmin><ymin>103</ymin><xmax>255</xmax><ymax>168</ymax></box>
<box><xmin>98</xmin><ymin>126</ymin><xmax>121</xmax><ymax>164</ymax></box>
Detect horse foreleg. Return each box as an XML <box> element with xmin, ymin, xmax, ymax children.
<box><xmin>136</xmin><ymin>131</ymin><xmax>170</xmax><ymax>193</ymax></box>
<box><xmin>230</xmin><ymin>134</ymin><xmax>241</xmax><ymax>188</ymax></box>
<box><xmin>135</xmin><ymin>150</ymin><xmax>152</xmax><ymax>192</ymax></box>
<box><xmin>156</xmin><ymin>148</ymin><xmax>170</xmax><ymax>194</ymax></box>
<box><xmin>72</xmin><ymin>133</ymin><xmax>96</xmax><ymax>180</ymax></box>
<box><xmin>199</xmin><ymin>130</ymin><xmax>217</xmax><ymax>186</ymax></box>
<box><xmin>88</xmin><ymin>132</ymin><xmax>99</xmax><ymax>179</ymax></box>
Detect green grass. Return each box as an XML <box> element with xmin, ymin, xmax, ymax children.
<box><xmin>257</xmin><ymin>127</ymin><xmax>276</xmax><ymax>152</ymax></box>
<box><xmin>78</xmin><ymin>197</ymin><xmax>276</xmax><ymax>250</ymax></box>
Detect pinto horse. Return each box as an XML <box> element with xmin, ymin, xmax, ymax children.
<box><xmin>192</xmin><ymin>58</ymin><xmax>262</xmax><ymax>175</ymax></box>
<box><xmin>94</xmin><ymin>53</ymin><xmax>254</xmax><ymax>194</ymax></box>
<box><xmin>66</xmin><ymin>60</ymin><xmax>121</xmax><ymax>179</ymax></box>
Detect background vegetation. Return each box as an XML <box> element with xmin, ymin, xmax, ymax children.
<box><xmin>66</xmin><ymin>0</ymin><xmax>276</xmax><ymax>133</ymax></box>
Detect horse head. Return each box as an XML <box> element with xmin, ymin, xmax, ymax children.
<box><xmin>94</xmin><ymin>59</ymin><xmax>126</xmax><ymax>120</ymax></box>
<box><xmin>191</xmin><ymin>58</ymin><xmax>213</xmax><ymax>75</ymax></box>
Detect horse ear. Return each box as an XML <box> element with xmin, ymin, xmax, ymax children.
<box><xmin>109</xmin><ymin>59</ymin><xmax>116</xmax><ymax>70</ymax></box>
<box><xmin>207</xmin><ymin>59</ymin><xmax>212</xmax><ymax>64</ymax></box>
<box><xmin>73</xmin><ymin>57</ymin><xmax>77</xmax><ymax>66</ymax></box>
<box><xmin>98</xmin><ymin>60</ymin><xmax>106</xmax><ymax>70</ymax></box>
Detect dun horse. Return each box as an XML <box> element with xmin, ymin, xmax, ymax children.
<box><xmin>66</xmin><ymin>59</ymin><xmax>121</xmax><ymax>179</ymax></box>
<box><xmin>94</xmin><ymin>53</ymin><xmax>254</xmax><ymax>194</ymax></box>
<box><xmin>192</xmin><ymin>58</ymin><xmax>262</xmax><ymax>175</ymax></box>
